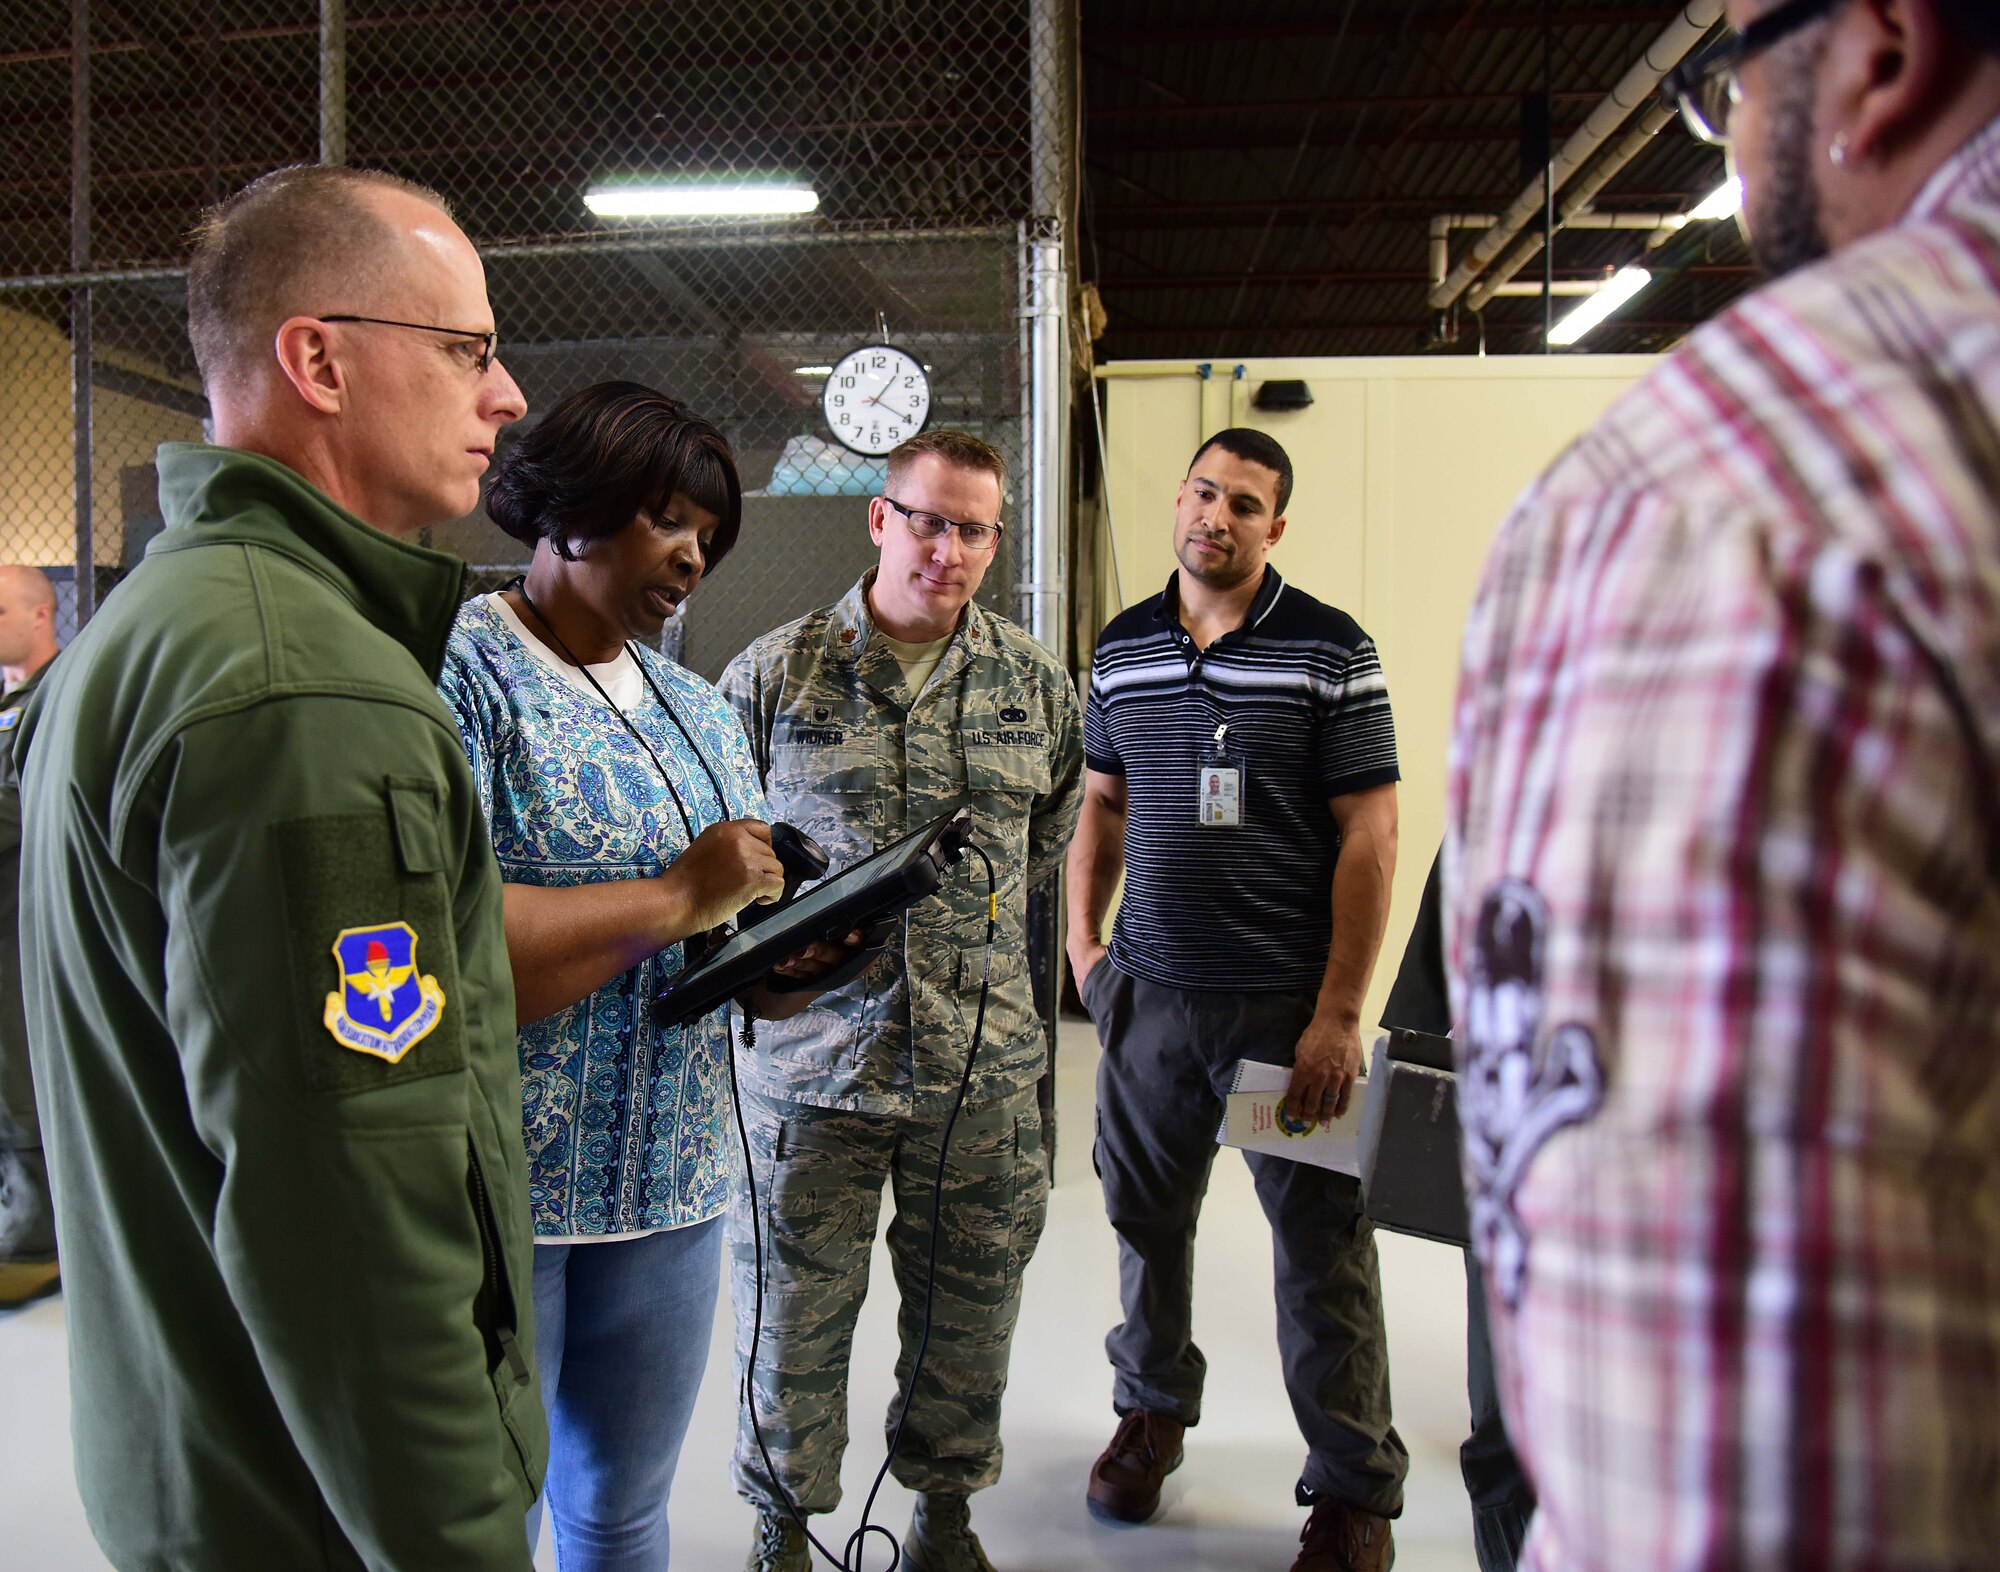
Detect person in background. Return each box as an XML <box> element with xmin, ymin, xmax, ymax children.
<box><xmin>1377</xmin><ymin>851</ymin><xmax>1533</xmax><ymax>1572</ymax></box>
<box><xmin>720</xmin><ymin>429</ymin><xmax>1083</xmax><ymax>1572</ymax></box>
<box><xmin>440</xmin><ymin>380</ymin><xmax>862</xmax><ymax>1572</ymax></box>
<box><xmin>1067</xmin><ymin>428</ymin><xmax>1404</xmax><ymax>1572</ymax></box>
<box><xmin>1447</xmin><ymin>1</ymin><xmax>2000</xmax><ymax>1565</ymax></box>
<box><xmin>0</xmin><ymin>564</ymin><xmax>60</xmax><ymax>1310</ymax></box>
<box><xmin>18</xmin><ymin>163</ymin><xmax>544</xmax><ymax>1570</ymax></box>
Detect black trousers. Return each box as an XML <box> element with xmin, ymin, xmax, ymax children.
<box><xmin>1083</xmin><ymin>961</ymin><xmax>1408</xmax><ymax>1517</ymax></box>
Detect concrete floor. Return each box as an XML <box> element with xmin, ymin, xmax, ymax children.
<box><xmin>1</xmin><ymin>1021</ymin><xmax>1480</xmax><ymax>1572</ymax></box>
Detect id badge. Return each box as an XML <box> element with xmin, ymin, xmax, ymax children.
<box><xmin>1198</xmin><ymin>723</ymin><xmax>1243</xmax><ymax>828</ymax></box>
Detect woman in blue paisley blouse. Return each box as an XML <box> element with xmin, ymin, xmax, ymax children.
<box><xmin>440</xmin><ymin>382</ymin><xmax>839</xmax><ymax>1571</ymax></box>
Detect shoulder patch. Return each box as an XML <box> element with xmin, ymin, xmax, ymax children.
<box><xmin>323</xmin><ymin>921</ymin><xmax>448</xmax><ymax>1063</ymax></box>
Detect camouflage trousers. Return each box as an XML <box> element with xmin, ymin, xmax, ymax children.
<box><xmin>728</xmin><ymin>1086</ymin><xmax>1050</xmax><ymax>1514</ymax></box>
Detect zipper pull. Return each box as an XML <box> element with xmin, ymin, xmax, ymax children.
<box><xmin>496</xmin><ymin>1325</ymin><xmax>531</xmax><ymax>1387</ymax></box>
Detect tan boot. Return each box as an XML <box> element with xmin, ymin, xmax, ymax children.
<box><xmin>902</xmin><ymin>1493</ymin><xmax>996</xmax><ymax>1572</ymax></box>
<box><xmin>744</xmin><ymin>1509</ymin><xmax>810</xmax><ymax>1572</ymax></box>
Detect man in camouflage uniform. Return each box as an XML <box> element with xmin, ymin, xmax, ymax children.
<box><xmin>719</xmin><ymin>429</ymin><xmax>1083</xmax><ymax>1572</ymax></box>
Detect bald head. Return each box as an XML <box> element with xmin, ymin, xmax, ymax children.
<box><xmin>186</xmin><ymin>164</ymin><xmax>457</xmax><ymax>396</ymax></box>
<box><xmin>0</xmin><ymin>565</ymin><xmax>58</xmax><ymax>680</ymax></box>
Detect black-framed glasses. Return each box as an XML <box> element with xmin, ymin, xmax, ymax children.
<box><xmin>317</xmin><ymin>313</ymin><xmax>499</xmax><ymax>373</ymax></box>
<box><xmin>883</xmin><ymin>496</ymin><xmax>1004</xmax><ymax>552</ymax></box>
<box><xmin>1660</xmin><ymin>0</ymin><xmax>1847</xmax><ymax>145</ymax></box>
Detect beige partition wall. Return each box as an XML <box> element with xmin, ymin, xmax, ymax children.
<box><xmin>1094</xmin><ymin>354</ymin><xmax>1656</xmax><ymax>1030</ymax></box>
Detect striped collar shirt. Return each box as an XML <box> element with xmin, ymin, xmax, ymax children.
<box><xmin>1086</xmin><ymin>568</ymin><xmax>1399</xmax><ymax>992</ymax></box>
<box><xmin>1446</xmin><ymin>114</ymin><xmax>2000</xmax><ymax>1571</ymax></box>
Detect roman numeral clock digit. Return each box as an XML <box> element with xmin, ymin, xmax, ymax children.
<box><xmin>822</xmin><ymin>341</ymin><xmax>932</xmax><ymax>457</ymax></box>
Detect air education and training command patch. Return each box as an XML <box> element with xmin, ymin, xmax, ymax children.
<box><xmin>323</xmin><ymin>921</ymin><xmax>447</xmax><ymax>1064</ymax></box>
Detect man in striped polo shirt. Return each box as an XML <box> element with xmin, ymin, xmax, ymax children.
<box><xmin>1067</xmin><ymin>428</ymin><xmax>1404</xmax><ymax>1572</ymax></box>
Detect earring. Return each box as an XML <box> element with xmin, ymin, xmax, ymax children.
<box><xmin>1829</xmin><ymin>131</ymin><xmax>1851</xmax><ymax>168</ymax></box>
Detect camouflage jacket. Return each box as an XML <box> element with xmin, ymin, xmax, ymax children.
<box><xmin>719</xmin><ymin>572</ymin><xmax>1084</xmax><ymax>1116</ymax></box>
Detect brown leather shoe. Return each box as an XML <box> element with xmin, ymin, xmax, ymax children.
<box><xmin>1086</xmin><ymin>1410</ymin><xmax>1185</xmax><ymax>1523</ymax></box>
<box><xmin>1290</xmin><ymin>1499</ymin><xmax>1395</xmax><ymax>1572</ymax></box>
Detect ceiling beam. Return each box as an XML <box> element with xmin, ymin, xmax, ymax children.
<box><xmin>1099</xmin><ymin>265</ymin><xmax>1754</xmax><ymax>290</ymax></box>
<box><xmin>1091</xmin><ymin>122</ymin><xmax>1592</xmax><ymax>155</ymax></box>
<box><xmin>1086</xmin><ymin>91</ymin><xmax>1600</xmax><ymax>122</ymax></box>
<box><xmin>1083</xmin><ymin>9</ymin><xmax>1682</xmax><ymax>47</ymax></box>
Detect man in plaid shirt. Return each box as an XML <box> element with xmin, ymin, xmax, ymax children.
<box><xmin>1447</xmin><ymin>2</ymin><xmax>2000</xmax><ymax>1568</ymax></box>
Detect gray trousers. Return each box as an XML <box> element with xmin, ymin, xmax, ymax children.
<box><xmin>1083</xmin><ymin>961</ymin><xmax>1408</xmax><ymax>1517</ymax></box>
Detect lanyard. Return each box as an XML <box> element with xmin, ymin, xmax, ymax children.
<box><xmin>514</xmin><ymin>582</ymin><xmax>731</xmax><ymax>846</ymax></box>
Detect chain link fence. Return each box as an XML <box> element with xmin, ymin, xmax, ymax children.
<box><xmin>1</xmin><ymin>0</ymin><xmax>1078</xmax><ymax>670</ymax></box>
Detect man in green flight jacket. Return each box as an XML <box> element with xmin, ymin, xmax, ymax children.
<box><xmin>18</xmin><ymin>164</ymin><xmax>544</xmax><ymax>1570</ymax></box>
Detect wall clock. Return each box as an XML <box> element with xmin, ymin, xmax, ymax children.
<box><xmin>822</xmin><ymin>342</ymin><xmax>931</xmax><ymax>456</ymax></box>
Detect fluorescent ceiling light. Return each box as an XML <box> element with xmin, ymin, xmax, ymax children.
<box><xmin>1548</xmin><ymin>265</ymin><xmax>1653</xmax><ymax>347</ymax></box>
<box><xmin>1688</xmin><ymin>176</ymin><xmax>1743</xmax><ymax>223</ymax></box>
<box><xmin>794</xmin><ymin>365</ymin><xmax>833</xmax><ymax>376</ymax></box>
<box><xmin>584</xmin><ymin>183</ymin><xmax>819</xmax><ymax>218</ymax></box>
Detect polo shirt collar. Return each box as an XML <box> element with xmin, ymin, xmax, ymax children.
<box><xmin>1156</xmin><ymin>565</ymin><xmax>1286</xmax><ymax>640</ymax></box>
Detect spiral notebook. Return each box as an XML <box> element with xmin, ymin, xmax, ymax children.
<box><xmin>1217</xmin><ymin>1059</ymin><xmax>1367</xmax><ymax>1175</ymax></box>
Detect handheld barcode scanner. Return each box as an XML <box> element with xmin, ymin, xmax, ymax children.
<box><xmin>655</xmin><ymin>807</ymin><xmax>996</xmax><ymax>1572</ymax></box>
<box><xmin>753</xmin><ymin>823</ymin><xmax>833</xmax><ymax>920</ymax></box>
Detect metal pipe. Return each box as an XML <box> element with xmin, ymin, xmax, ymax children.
<box><xmin>1428</xmin><ymin>0</ymin><xmax>1720</xmax><ymax>310</ymax></box>
<box><xmin>71</xmin><ymin>0</ymin><xmax>95</xmax><ymax>627</ymax></box>
<box><xmin>320</xmin><ymin>0</ymin><xmax>347</xmax><ymax>165</ymax></box>
<box><xmin>1022</xmin><ymin>230</ymin><xmax>1069</xmax><ymax>665</ymax></box>
<box><xmin>1464</xmin><ymin>100</ymin><xmax>1680</xmax><ymax>313</ymax></box>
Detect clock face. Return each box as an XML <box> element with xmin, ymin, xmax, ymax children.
<box><xmin>822</xmin><ymin>343</ymin><xmax>931</xmax><ymax>457</ymax></box>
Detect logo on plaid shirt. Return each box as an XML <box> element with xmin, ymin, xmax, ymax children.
<box><xmin>1462</xmin><ymin>879</ymin><xmax>1604</xmax><ymax>1307</ymax></box>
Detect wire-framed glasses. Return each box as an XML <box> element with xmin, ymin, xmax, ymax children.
<box><xmin>317</xmin><ymin>313</ymin><xmax>500</xmax><ymax>373</ymax></box>
<box><xmin>883</xmin><ymin>496</ymin><xmax>1004</xmax><ymax>552</ymax></box>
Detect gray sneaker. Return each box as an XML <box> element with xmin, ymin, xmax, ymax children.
<box><xmin>744</xmin><ymin>1509</ymin><xmax>810</xmax><ymax>1572</ymax></box>
<box><xmin>902</xmin><ymin>1493</ymin><xmax>996</xmax><ymax>1572</ymax></box>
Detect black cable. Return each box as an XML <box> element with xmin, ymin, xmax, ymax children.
<box><xmin>731</xmin><ymin>843</ymin><xmax>997</xmax><ymax>1572</ymax></box>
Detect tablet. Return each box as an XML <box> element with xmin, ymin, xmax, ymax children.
<box><xmin>651</xmin><ymin>808</ymin><xmax>974</xmax><ymax>1028</ymax></box>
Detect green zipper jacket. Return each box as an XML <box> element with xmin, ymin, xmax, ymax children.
<box><xmin>18</xmin><ymin>443</ymin><xmax>545</xmax><ymax>1571</ymax></box>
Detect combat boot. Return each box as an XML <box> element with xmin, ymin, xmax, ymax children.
<box><xmin>744</xmin><ymin>1508</ymin><xmax>810</xmax><ymax>1572</ymax></box>
<box><xmin>902</xmin><ymin>1492</ymin><xmax>997</xmax><ymax>1572</ymax></box>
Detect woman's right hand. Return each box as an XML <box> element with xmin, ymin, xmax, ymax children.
<box><xmin>660</xmin><ymin>819</ymin><xmax>787</xmax><ymax>937</ymax></box>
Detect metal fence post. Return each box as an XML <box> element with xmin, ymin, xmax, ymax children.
<box><xmin>320</xmin><ymin>0</ymin><xmax>347</xmax><ymax>167</ymax></box>
<box><xmin>70</xmin><ymin>0</ymin><xmax>94</xmax><ymax>628</ymax></box>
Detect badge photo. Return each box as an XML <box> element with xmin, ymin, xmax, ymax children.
<box><xmin>322</xmin><ymin>921</ymin><xmax>448</xmax><ymax>1063</ymax></box>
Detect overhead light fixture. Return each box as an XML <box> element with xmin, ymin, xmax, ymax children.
<box><xmin>1688</xmin><ymin>176</ymin><xmax>1744</xmax><ymax>223</ymax></box>
<box><xmin>583</xmin><ymin>182</ymin><xmax>819</xmax><ymax>219</ymax></box>
<box><xmin>1548</xmin><ymin>265</ymin><xmax>1653</xmax><ymax>347</ymax></box>
<box><xmin>794</xmin><ymin>365</ymin><xmax>834</xmax><ymax>377</ymax></box>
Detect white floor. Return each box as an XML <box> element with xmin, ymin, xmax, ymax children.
<box><xmin>1</xmin><ymin>1022</ymin><xmax>1479</xmax><ymax>1572</ymax></box>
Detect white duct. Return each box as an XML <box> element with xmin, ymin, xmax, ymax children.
<box><xmin>1427</xmin><ymin>0</ymin><xmax>1721</xmax><ymax>311</ymax></box>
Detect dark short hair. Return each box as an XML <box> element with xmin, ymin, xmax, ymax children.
<box><xmin>186</xmin><ymin>164</ymin><xmax>452</xmax><ymax>390</ymax></box>
<box><xmin>884</xmin><ymin>429</ymin><xmax>1008</xmax><ymax>500</ymax></box>
<box><xmin>1187</xmin><ymin>428</ymin><xmax>1294</xmax><ymax>515</ymax></box>
<box><xmin>486</xmin><ymin>381</ymin><xmax>743</xmax><ymax>574</ymax></box>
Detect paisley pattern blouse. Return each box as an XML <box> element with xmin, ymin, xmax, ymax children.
<box><xmin>439</xmin><ymin>596</ymin><xmax>764</xmax><ymax>1237</ymax></box>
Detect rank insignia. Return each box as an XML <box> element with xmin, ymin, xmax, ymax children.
<box><xmin>322</xmin><ymin>921</ymin><xmax>447</xmax><ymax>1063</ymax></box>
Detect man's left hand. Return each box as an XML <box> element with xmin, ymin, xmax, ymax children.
<box><xmin>1283</xmin><ymin>1011</ymin><xmax>1364</xmax><ymax>1124</ymax></box>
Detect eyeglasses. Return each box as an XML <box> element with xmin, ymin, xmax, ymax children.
<box><xmin>1660</xmin><ymin>0</ymin><xmax>1847</xmax><ymax>146</ymax></box>
<box><xmin>883</xmin><ymin>496</ymin><xmax>1004</xmax><ymax>552</ymax></box>
<box><xmin>316</xmin><ymin>314</ymin><xmax>500</xmax><ymax>373</ymax></box>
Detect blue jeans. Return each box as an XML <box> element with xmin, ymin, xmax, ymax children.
<box><xmin>527</xmin><ymin>1218</ymin><xmax>725</xmax><ymax>1570</ymax></box>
